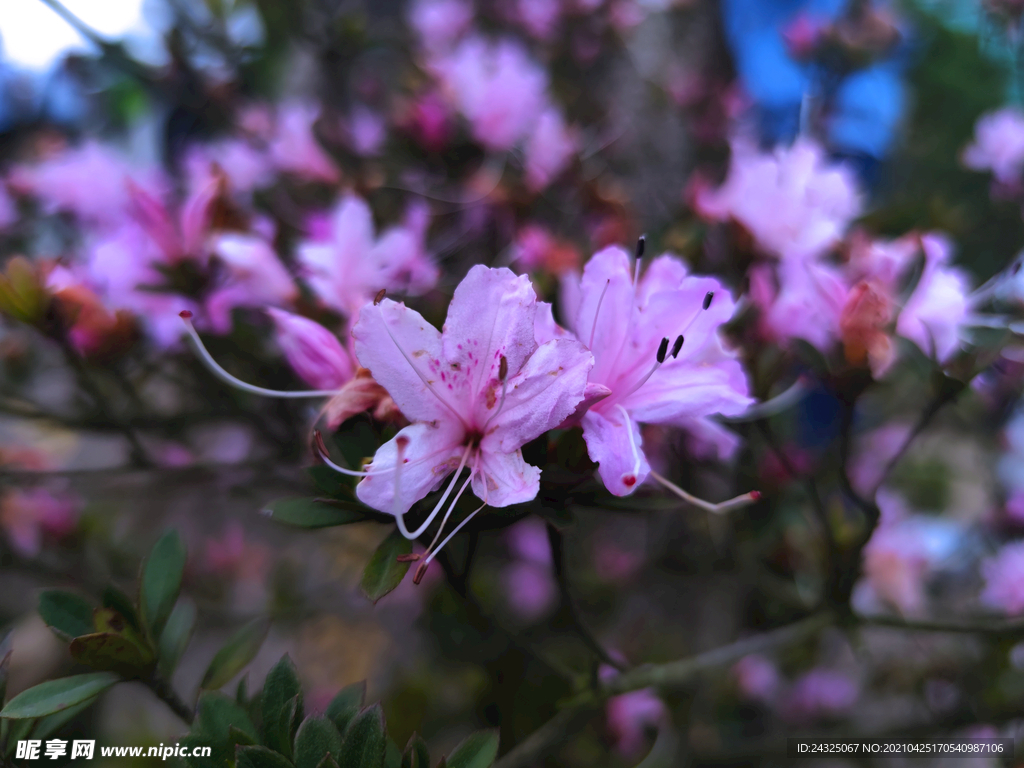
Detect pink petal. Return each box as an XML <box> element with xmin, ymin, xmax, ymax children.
<box><xmin>471</xmin><ymin>446</ymin><xmax>542</xmax><ymax>507</ymax></box>
<box><xmin>267</xmin><ymin>308</ymin><xmax>353</xmax><ymax>389</ymax></box>
<box><xmin>581</xmin><ymin>409</ymin><xmax>651</xmax><ymax>496</ymax></box>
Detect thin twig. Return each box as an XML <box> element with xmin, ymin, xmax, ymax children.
<box><xmin>858</xmin><ymin>614</ymin><xmax>1024</xmax><ymax>635</ymax></box>
<box><xmin>144</xmin><ymin>676</ymin><xmax>194</xmax><ymax>725</ymax></box>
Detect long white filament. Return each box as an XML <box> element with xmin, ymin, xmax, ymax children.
<box><xmin>423</xmin><ymin>469</ymin><xmax>475</xmax><ymax>556</ymax></box>
<box><xmin>424</xmin><ymin>502</ymin><xmax>487</xmax><ymax>567</ymax></box>
<box><xmin>650</xmin><ymin>470</ymin><xmax>759</xmax><ymax>514</ymax></box>
<box><xmin>393</xmin><ymin>442</ymin><xmax>473</xmax><ymax>540</ymax></box>
<box><xmin>617</xmin><ymin>405</ymin><xmax>642</xmax><ymax>479</ymax></box>
<box><xmin>181</xmin><ymin>315</ymin><xmax>340</xmax><ymax>398</ymax></box>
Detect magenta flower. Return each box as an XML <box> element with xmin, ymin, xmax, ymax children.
<box><xmin>347</xmin><ymin>266</ymin><xmax>592</xmax><ymax>574</ymax></box>
<box><xmin>524</xmin><ymin>106</ymin><xmax>578</xmax><ymax>191</ymax></box>
<box><xmin>268</xmin><ymin>101</ymin><xmax>341</xmax><ymax>183</ymax></box>
<box><xmin>605</xmin><ymin>688</ymin><xmax>667</xmax><ymax>758</ymax></box>
<box><xmin>184</xmin><ymin>139</ymin><xmax>273</xmax><ymax>196</ymax></box>
<box><xmin>697</xmin><ymin>138</ymin><xmax>862</xmax><ymax>262</ymax></box>
<box><xmin>732</xmin><ymin>654</ymin><xmax>781</xmax><ymax>702</ymax></box>
<box><xmin>750</xmin><ymin>259</ymin><xmax>847</xmax><ymax>352</ymax></box>
<box><xmin>782</xmin><ymin>669</ymin><xmax>859</xmax><ymax>723</ymax></box>
<box><xmin>298</xmin><ymin>193</ymin><xmax>438</xmax><ymax>317</ymax></box>
<box><xmin>205</xmin><ymin>234</ymin><xmax>299</xmax><ymax>334</ymax></box>
<box><xmin>267</xmin><ymin>308</ymin><xmax>354</xmax><ymax>390</ymax></box>
<box><xmin>981</xmin><ymin>541</ymin><xmax>1024</xmax><ymax>615</ymax></box>
<box><xmin>962</xmin><ymin>107</ymin><xmax>1024</xmax><ymax>185</ymax></box>
<box><xmin>409</xmin><ymin>0</ymin><xmax>474</xmax><ymax>54</ymax></box>
<box><xmin>0</xmin><ymin>488</ymin><xmax>80</xmax><ymax>558</ymax></box>
<box><xmin>558</xmin><ymin>245</ymin><xmax>754</xmax><ymax>496</ymax></box>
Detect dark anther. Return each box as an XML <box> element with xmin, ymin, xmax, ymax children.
<box><xmin>499</xmin><ymin>355</ymin><xmax>508</xmax><ymax>381</ymax></box>
<box><xmin>635</xmin><ymin>235</ymin><xmax>646</xmax><ymax>260</ymax></box>
<box><xmin>670</xmin><ymin>335</ymin><xmax>684</xmax><ymax>358</ymax></box>
<box><xmin>703</xmin><ymin>291</ymin><xmax>714</xmax><ymax>310</ymax></box>
<box><xmin>656</xmin><ymin>337</ymin><xmax>670</xmax><ymax>364</ymax></box>
<box><xmin>374</xmin><ymin>288</ymin><xmax>387</xmax><ymax>305</ymax></box>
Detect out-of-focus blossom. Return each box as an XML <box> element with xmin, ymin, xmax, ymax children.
<box><xmin>185</xmin><ymin>140</ymin><xmax>273</xmax><ymax>196</ymax></box>
<box><xmin>605</xmin><ymin>688</ymin><xmax>667</xmax><ymax>758</ymax></box>
<box><xmin>0</xmin><ymin>488</ymin><xmax>79</xmax><ymax>558</ymax></box>
<box><xmin>409</xmin><ymin>0</ymin><xmax>474</xmax><ymax>54</ymax></box>
<box><xmin>849</xmin><ymin>423</ymin><xmax>913</xmax><ymax>496</ymax></box>
<box><xmin>267</xmin><ymin>308</ymin><xmax>354</xmax><ymax>390</ymax></box>
<box><xmin>433</xmin><ymin>36</ymin><xmax>549</xmax><ymax>151</ymax></box>
<box><xmin>268</xmin><ymin>102</ymin><xmax>341</xmax><ymax>184</ymax></box>
<box><xmin>352</xmin><ymin>266</ymin><xmax>592</xmax><ymax>516</ymax></box>
<box><xmin>559</xmin><ymin>247</ymin><xmax>752</xmax><ymax>495</ymax></box>
<box><xmin>592</xmin><ymin>530</ymin><xmax>645</xmax><ymax>582</ymax></box>
<box><xmin>0</xmin><ymin>185</ymin><xmax>16</xmax><ymax>231</ymax></box>
<box><xmin>782</xmin><ymin>669</ymin><xmax>859</xmax><ymax>723</ymax></box>
<box><xmin>962</xmin><ymin>108</ymin><xmax>1024</xmax><ymax>185</ymax></box>
<box><xmin>511</xmin><ymin>225</ymin><xmax>581</xmax><ymax>276</ymax></box>
<box><xmin>127</xmin><ymin>177</ymin><xmax>221</xmax><ymax>263</ymax></box>
<box><xmin>697</xmin><ymin>138</ymin><xmax>862</xmax><ymax>262</ymax></box>
<box><xmin>750</xmin><ymin>259</ymin><xmax>846</xmax><ymax>352</ymax></box>
<box><xmin>981</xmin><ymin>541</ymin><xmax>1024</xmax><ymax>614</ymax></box>
<box><xmin>523</xmin><ymin>107</ymin><xmax>578</xmax><ymax>191</ymax></box>
<box><xmin>895</xmin><ymin>234</ymin><xmax>969</xmax><ymax>364</ymax></box>
<box><xmin>347</xmin><ymin>106</ymin><xmax>387</xmax><ymax>157</ymax></box>
<box><xmin>513</xmin><ymin>0</ymin><xmax>562</xmax><ymax>41</ymax></box>
<box><xmin>782</xmin><ymin>12</ymin><xmax>826</xmax><ymax>60</ymax></box>
<box><xmin>403</xmin><ymin>91</ymin><xmax>454</xmax><ymax>152</ymax></box>
<box><xmin>206</xmin><ymin>234</ymin><xmax>299</xmax><ymax>333</ymax></box>
<box><xmin>840</xmin><ymin>279</ymin><xmax>895</xmax><ymax>376</ymax></box>
<box><xmin>47</xmin><ymin>265</ymin><xmax>137</xmax><ymax>359</ymax></box>
<box><xmin>298</xmin><ymin>194</ymin><xmax>438</xmax><ymax>317</ymax></box>
<box><xmin>732</xmin><ymin>654</ymin><xmax>781</xmax><ymax>702</ymax></box>
<box><xmin>9</xmin><ymin>141</ymin><xmax>164</xmax><ymax>226</ymax></box>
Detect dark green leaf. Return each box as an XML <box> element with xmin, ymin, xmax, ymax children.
<box><xmin>443</xmin><ymin>731</ymin><xmax>499</xmax><ymax>768</ymax></box>
<box><xmin>263</xmin><ymin>498</ymin><xmax>366</xmax><ymax>529</ymax></box>
<box><xmin>38</xmin><ymin>591</ymin><xmax>94</xmax><ymax>641</ymax></box>
<box><xmin>0</xmin><ymin>673</ymin><xmax>118</xmax><ymax>719</ymax></box>
<box><xmin>31</xmin><ymin>697</ymin><xmax>96</xmax><ymax>740</ymax></box>
<box><xmin>229</xmin><ymin>725</ymin><xmax>258</xmax><ymax>747</ymax></box>
<box><xmin>236</xmin><ymin>745</ymin><xmax>295</xmax><ymax>768</ymax></box>
<box><xmin>201</xmin><ymin>618</ymin><xmax>270</xmax><ymax>690</ymax></box>
<box><xmin>101</xmin><ymin>586</ymin><xmax>142</xmax><ymax>633</ymax></box>
<box><xmin>401</xmin><ymin>734</ymin><xmax>429</xmax><ymax>768</ymax></box>
<box><xmin>360</xmin><ymin>532</ymin><xmax>412</xmax><ymax>602</ymax></box>
<box><xmin>324</xmin><ymin>681</ymin><xmax>364</xmax><ymax>734</ymax></box>
<box><xmin>236</xmin><ymin>676</ymin><xmax>248</xmax><ymax>706</ymax></box>
<box><xmin>192</xmin><ymin>691</ymin><xmax>259</xmax><ymax>765</ymax></box>
<box><xmin>4</xmin><ymin>717</ymin><xmax>35</xmax><ymax>756</ymax></box>
<box><xmin>0</xmin><ymin>632</ymin><xmax>12</xmax><ymax>705</ymax></box>
<box><xmin>315</xmin><ymin>755</ymin><xmax>340</xmax><ymax>768</ymax></box>
<box><xmin>336</xmin><ymin>704</ymin><xmax>385</xmax><ymax>768</ymax></box>
<box><xmin>181</xmin><ymin>733</ymin><xmax>220</xmax><ymax>768</ymax></box>
<box><xmin>307</xmin><ymin>465</ymin><xmax>352</xmax><ymax>498</ymax></box>
<box><xmin>158</xmin><ymin>599</ymin><xmax>197</xmax><ymax>678</ymax></box>
<box><xmin>70</xmin><ymin>633</ymin><xmax>154</xmax><ymax>677</ymax></box>
<box><xmin>294</xmin><ymin>716</ymin><xmax>343</xmax><ymax>768</ymax></box>
<box><xmin>385</xmin><ymin>739</ymin><xmax>401</xmax><ymax>768</ymax></box>
<box><xmin>140</xmin><ymin>530</ymin><xmax>187</xmax><ymax>640</ymax></box>
<box><xmin>261</xmin><ymin>654</ymin><xmax>303</xmax><ymax>757</ymax></box>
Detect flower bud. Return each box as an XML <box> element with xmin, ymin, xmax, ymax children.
<box><xmin>267</xmin><ymin>308</ymin><xmax>354</xmax><ymax>390</ymax></box>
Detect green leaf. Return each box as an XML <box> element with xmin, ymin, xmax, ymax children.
<box><xmin>324</xmin><ymin>681</ymin><xmax>365</xmax><ymax>734</ymax></box>
<box><xmin>201</xmin><ymin>618</ymin><xmax>270</xmax><ymax>690</ymax></box>
<box><xmin>307</xmin><ymin>465</ymin><xmax>352</xmax><ymax>498</ymax></box>
<box><xmin>0</xmin><ymin>673</ymin><xmax>118</xmax><ymax>719</ymax></box>
<box><xmin>263</xmin><ymin>498</ymin><xmax>366</xmax><ymax>529</ymax></box>
<box><xmin>294</xmin><ymin>716</ymin><xmax>343</xmax><ymax>768</ymax></box>
<box><xmin>192</xmin><ymin>691</ymin><xmax>259</xmax><ymax>766</ymax></box>
<box><xmin>236</xmin><ymin>745</ymin><xmax>295</xmax><ymax>768</ymax></box>
<box><xmin>4</xmin><ymin>717</ymin><xmax>35</xmax><ymax>756</ymax></box>
<box><xmin>0</xmin><ymin>632</ymin><xmax>13</xmax><ymax>705</ymax></box>
<box><xmin>158</xmin><ymin>599</ymin><xmax>197</xmax><ymax>679</ymax></box>
<box><xmin>101</xmin><ymin>586</ymin><xmax>142</xmax><ymax>633</ymax></box>
<box><xmin>401</xmin><ymin>734</ymin><xmax>430</xmax><ymax>768</ymax></box>
<box><xmin>236</xmin><ymin>676</ymin><xmax>249</xmax><ymax>706</ymax></box>
<box><xmin>336</xmin><ymin>704</ymin><xmax>386</xmax><ymax>768</ymax></box>
<box><xmin>70</xmin><ymin>633</ymin><xmax>154</xmax><ymax>677</ymax></box>
<box><xmin>360</xmin><ymin>532</ymin><xmax>412</xmax><ymax>602</ymax></box>
<box><xmin>229</xmin><ymin>725</ymin><xmax>258</xmax><ymax>747</ymax></box>
<box><xmin>31</xmin><ymin>697</ymin><xmax>96</xmax><ymax>740</ymax></box>
<box><xmin>261</xmin><ymin>654</ymin><xmax>303</xmax><ymax>758</ymax></box>
<box><xmin>315</xmin><ymin>756</ymin><xmax>340</xmax><ymax>768</ymax></box>
<box><xmin>38</xmin><ymin>591</ymin><xmax>94</xmax><ymax>641</ymax></box>
<box><xmin>140</xmin><ymin>530</ymin><xmax>187</xmax><ymax>640</ymax></box>
<box><xmin>385</xmin><ymin>740</ymin><xmax>401</xmax><ymax>768</ymax></box>
<box><xmin>443</xmin><ymin>731</ymin><xmax>499</xmax><ymax>768</ymax></box>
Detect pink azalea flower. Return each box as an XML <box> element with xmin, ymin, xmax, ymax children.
<box><xmin>732</xmin><ymin>654</ymin><xmax>781</xmax><ymax>702</ymax></box>
<box><xmin>750</xmin><ymin>259</ymin><xmax>847</xmax><ymax>351</ymax></box>
<box><xmin>297</xmin><ymin>193</ymin><xmax>438</xmax><ymax>317</ymax></box>
<box><xmin>962</xmin><ymin>108</ymin><xmax>1024</xmax><ymax>185</ymax></box>
<box><xmin>558</xmin><ymin>245</ymin><xmax>753</xmax><ymax>495</ymax></box>
<box><xmin>697</xmin><ymin>138</ymin><xmax>862</xmax><ymax>261</ymax></box>
<box><xmin>0</xmin><ymin>184</ymin><xmax>16</xmax><ymax>231</ymax></box>
<box><xmin>524</xmin><ymin>106</ymin><xmax>578</xmax><ymax>191</ymax></box>
<box><xmin>267</xmin><ymin>308</ymin><xmax>354</xmax><ymax>390</ymax></box>
<box><xmin>513</xmin><ymin>0</ymin><xmax>563</xmax><ymax>41</ymax></box>
<box><xmin>782</xmin><ymin>670</ymin><xmax>859</xmax><ymax>723</ymax></box>
<box><xmin>205</xmin><ymin>234</ymin><xmax>299</xmax><ymax>333</ymax></box>
<box><xmin>503</xmin><ymin>561</ymin><xmax>558</xmax><ymax>621</ymax></box>
<box><xmin>409</xmin><ymin>0</ymin><xmax>474</xmax><ymax>54</ymax></box>
<box><xmin>404</xmin><ymin>91</ymin><xmax>454</xmax><ymax>152</ymax></box>
<box><xmin>433</xmin><ymin>36</ymin><xmax>549</xmax><ymax>151</ymax></box>
<box><xmin>184</xmin><ymin>139</ymin><xmax>273</xmax><ymax>195</ymax></box>
<box><xmin>9</xmin><ymin>141</ymin><xmax>165</xmax><ymax>226</ymax></box>
<box><xmin>981</xmin><ymin>541</ymin><xmax>1024</xmax><ymax>614</ymax></box>
<box><xmin>0</xmin><ymin>488</ymin><xmax>80</xmax><ymax>558</ymax></box>
<box><xmin>347</xmin><ymin>106</ymin><xmax>387</xmax><ymax>157</ymax></box>
<box><xmin>896</xmin><ymin>233</ymin><xmax>969</xmax><ymax>363</ymax></box>
<box><xmin>348</xmin><ymin>266</ymin><xmax>593</xmax><ymax>573</ymax></box>
<box><xmin>268</xmin><ymin>102</ymin><xmax>341</xmax><ymax>183</ymax></box>
<box><xmin>605</xmin><ymin>688</ymin><xmax>667</xmax><ymax>758</ymax></box>
<box><xmin>127</xmin><ymin>176</ymin><xmax>221</xmax><ymax>263</ymax></box>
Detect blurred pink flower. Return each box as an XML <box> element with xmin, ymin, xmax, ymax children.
<box><xmin>409</xmin><ymin>0</ymin><xmax>474</xmax><ymax>54</ymax></box>
<box><xmin>592</xmin><ymin>533</ymin><xmax>644</xmax><ymax>582</ymax></box>
<box><xmin>206</xmin><ymin>234</ymin><xmax>299</xmax><ymax>333</ymax></box>
<box><xmin>267</xmin><ymin>308</ymin><xmax>354</xmax><ymax>390</ymax></box>
<box><xmin>562</xmin><ymin>247</ymin><xmax>752</xmax><ymax>495</ymax></box>
<box><xmin>861</xmin><ymin>492</ymin><xmax>931</xmax><ymax>615</ymax></box>
<box><xmin>506</xmin><ymin>517</ymin><xmax>552</xmax><ymax>564</ymax></box>
<box><xmin>347</xmin><ymin>106</ymin><xmax>387</xmax><ymax>157</ymax></box>
<box><xmin>511</xmin><ymin>225</ymin><xmax>581</xmax><ymax>276</ymax></box>
<box><xmin>732</xmin><ymin>654</ymin><xmax>781</xmax><ymax>702</ymax></box>
<box><xmin>782</xmin><ymin>669</ymin><xmax>859</xmax><ymax>723</ymax></box>
<box><xmin>9</xmin><ymin>141</ymin><xmax>165</xmax><ymax>226</ymax></box>
<box><xmin>982</xmin><ymin>541</ymin><xmax>1024</xmax><ymax>614</ymax></box>
<box><xmin>0</xmin><ymin>488</ymin><xmax>80</xmax><ymax>558</ymax></box>
<box><xmin>606</xmin><ymin>688</ymin><xmax>667</xmax><ymax>758</ymax></box>
<box><xmin>503</xmin><ymin>561</ymin><xmax>558</xmax><ymax>621</ymax></box>
<box><xmin>514</xmin><ymin>0</ymin><xmax>563</xmax><ymax>41</ymax></box>
<box><xmin>184</xmin><ymin>139</ymin><xmax>273</xmax><ymax>195</ymax></box>
<box><xmin>962</xmin><ymin>108</ymin><xmax>1024</xmax><ymax>185</ymax></box>
<box><xmin>434</xmin><ymin>36</ymin><xmax>549</xmax><ymax>151</ymax></box>
<box><xmin>404</xmin><ymin>91</ymin><xmax>454</xmax><ymax>152</ymax></box>
<box><xmin>524</xmin><ymin>107</ymin><xmax>578</xmax><ymax>191</ymax></box>
<box><xmin>268</xmin><ymin>102</ymin><xmax>341</xmax><ymax>183</ymax></box>
<box><xmin>127</xmin><ymin>176</ymin><xmax>221</xmax><ymax>263</ymax></box>
<box><xmin>697</xmin><ymin>138</ymin><xmax>862</xmax><ymax>262</ymax></box>
<box><xmin>0</xmin><ymin>184</ymin><xmax>16</xmax><ymax>231</ymax></box>
<box><xmin>751</xmin><ymin>260</ymin><xmax>846</xmax><ymax>351</ymax></box>
<box><xmin>201</xmin><ymin>521</ymin><xmax>270</xmax><ymax>583</ymax></box>
<box><xmin>782</xmin><ymin>13</ymin><xmax>826</xmax><ymax>59</ymax></box>
<box><xmin>297</xmin><ymin>193</ymin><xmax>438</xmax><ymax>317</ymax></box>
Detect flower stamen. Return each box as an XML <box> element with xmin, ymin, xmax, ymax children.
<box><xmin>616</xmin><ymin>404</ymin><xmax>642</xmax><ymax>488</ymax></box>
<box><xmin>650</xmin><ymin>469</ymin><xmax>760</xmax><ymax>514</ymax></box>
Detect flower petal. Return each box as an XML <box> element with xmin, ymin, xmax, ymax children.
<box><xmin>572</xmin><ymin>246</ymin><xmax>636</xmax><ymax>383</ymax></box>
<box><xmin>471</xmin><ymin>447</ymin><xmax>541</xmax><ymax>507</ymax></box>
<box><xmin>483</xmin><ymin>338</ymin><xmax>592</xmax><ymax>453</ymax></box>
<box><xmin>581</xmin><ymin>409</ymin><xmax>651</xmax><ymax>496</ymax></box>
<box><xmin>356</xmin><ymin>420</ymin><xmax>465</xmax><ymax>515</ymax></box>
<box><xmin>352</xmin><ymin>298</ymin><xmax>462</xmax><ymax>424</ymax></box>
